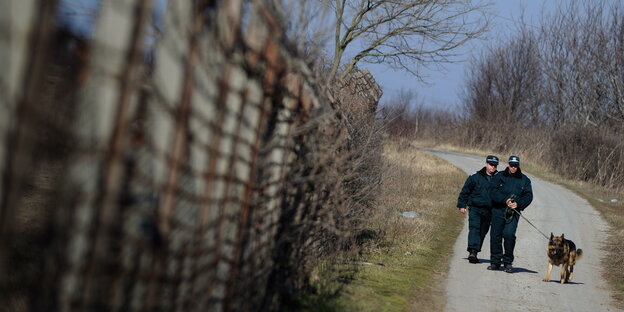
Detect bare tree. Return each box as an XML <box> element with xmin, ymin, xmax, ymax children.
<box><xmin>600</xmin><ymin>2</ymin><xmax>624</xmax><ymax>124</ymax></box>
<box><xmin>325</xmin><ymin>0</ymin><xmax>491</xmax><ymax>82</ymax></box>
<box><xmin>463</xmin><ymin>30</ymin><xmax>541</xmax><ymax>124</ymax></box>
<box><xmin>534</xmin><ymin>0</ymin><xmax>624</xmax><ymax>129</ymax></box>
<box><xmin>462</xmin><ymin>49</ymin><xmax>498</xmax><ymax>124</ymax></box>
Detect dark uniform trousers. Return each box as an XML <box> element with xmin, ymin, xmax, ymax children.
<box><xmin>467</xmin><ymin>206</ymin><xmax>491</xmax><ymax>252</ymax></box>
<box><xmin>490</xmin><ymin>208</ymin><xmax>520</xmax><ymax>265</ymax></box>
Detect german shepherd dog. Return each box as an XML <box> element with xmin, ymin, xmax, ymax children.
<box><xmin>543</xmin><ymin>233</ymin><xmax>583</xmax><ymax>284</ymax></box>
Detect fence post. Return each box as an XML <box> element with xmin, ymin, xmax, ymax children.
<box><xmin>55</xmin><ymin>0</ymin><xmax>152</xmax><ymax>309</ymax></box>
<box><xmin>0</xmin><ymin>0</ymin><xmax>56</xmax><ymax>271</ymax></box>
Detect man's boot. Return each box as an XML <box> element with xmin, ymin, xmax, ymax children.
<box><xmin>468</xmin><ymin>249</ymin><xmax>478</xmax><ymax>263</ymax></box>
<box><xmin>504</xmin><ymin>264</ymin><xmax>514</xmax><ymax>273</ymax></box>
<box><xmin>487</xmin><ymin>264</ymin><xmax>500</xmax><ymax>270</ymax></box>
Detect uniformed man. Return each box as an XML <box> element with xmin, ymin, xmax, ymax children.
<box><xmin>456</xmin><ymin>155</ymin><xmax>499</xmax><ymax>263</ymax></box>
<box><xmin>488</xmin><ymin>155</ymin><xmax>533</xmax><ymax>273</ymax></box>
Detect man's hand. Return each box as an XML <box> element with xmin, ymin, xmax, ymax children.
<box><xmin>506</xmin><ymin>199</ymin><xmax>518</xmax><ymax>209</ymax></box>
<box><xmin>459</xmin><ymin>208</ymin><xmax>467</xmax><ymax>214</ymax></box>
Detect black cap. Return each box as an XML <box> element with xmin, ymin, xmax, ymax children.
<box><xmin>508</xmin><ymin>155</ymin><xmax>520</xmax><ymax>165</ymax></box>
<box><xmin>486</xmin><ymin>155</ymin><xmax>499</xmax><ymax>166</ymax></box>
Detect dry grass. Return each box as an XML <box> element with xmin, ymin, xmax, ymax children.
<box><xmin>316</xmin><ymin>139</ymin><xmax>465</xmax><ymax>311</ymax></box>
<box><xmin>370</xmin><ymin>142</ymin><xmax>456</xmax><ymax>251</ymax></box>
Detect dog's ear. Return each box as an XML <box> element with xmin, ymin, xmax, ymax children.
<box><xmin>561</xmin><ymin>233</ymin><xmax>564</xmax><ymax>239</ymax></box>
<box><xmin>550</xmin><ymin>232</ymin><xmax>554</xmax><ymax>239</ymax></box>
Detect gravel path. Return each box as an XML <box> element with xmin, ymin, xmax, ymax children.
<box><xmin>429</xmin><ymin>149</ymin><xmax>619</xmax><ymax>312</ymax></box>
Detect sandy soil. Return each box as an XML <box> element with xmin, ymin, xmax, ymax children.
<box><xmin>430</xmin><ymin>149</ymin><xmax>619</xmax><ymax>312</ymax></box>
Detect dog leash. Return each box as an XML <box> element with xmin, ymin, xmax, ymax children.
<box><xmin>507</xmin><ymin>207</ymin><xmax>550</xmax><ymax>240</ymax></box>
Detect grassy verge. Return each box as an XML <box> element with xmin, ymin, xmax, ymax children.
<box><xmin>298</xmin><ymin>140</ymin><xmax>466</xmax><ymax>311</ymax></box>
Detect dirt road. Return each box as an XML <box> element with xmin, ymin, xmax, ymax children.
<box><xmin>430</xmin><ymin>149</ymin><xmax>619</xmax><ymax>312</ymax></box>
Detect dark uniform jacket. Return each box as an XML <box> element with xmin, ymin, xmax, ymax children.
<box><xmin>457</xmin><ymin>167</ymin><xmax>497</xmax><ymax>209</ymax></box>
<box><xmin>490</xmin><ymin>167</ymin><xmax>533</xmax><ymax>210</ymax></box>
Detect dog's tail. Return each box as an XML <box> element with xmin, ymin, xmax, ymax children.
<box><xmin>576</xmin><ymin>248</ymin><xmax>583</xmax><ymax>260</ymax></box>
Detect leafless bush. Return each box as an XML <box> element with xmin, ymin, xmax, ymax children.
<box><xmin>548</xmin><ymin>126</ymin><xmax>624</xmax><ymax>187</ymax></box>
<box><xmin>378</xmin><ymin>90</ymin><xmax>460</xmax><ymax>143</ymax></box>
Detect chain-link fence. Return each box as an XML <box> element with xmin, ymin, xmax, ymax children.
<box><xmin>0</xmin><ymin>1</ymin><xmax>382</xmax><ymax>311</ymax></box>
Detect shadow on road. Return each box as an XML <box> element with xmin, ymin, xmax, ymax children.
<box><xmin>510</xmin><ymin>267</ymin><xmax>539</xmax><ymax>274</ymax></box>
<box><xmin>463</xmin><ymin>257</ymin><xmax>492</xmax><ymax>264</ymax></box>
<box><xmin>542</xmin><ymin>280</ymin><xmax>585</xmax><ymax>285</ymax></box>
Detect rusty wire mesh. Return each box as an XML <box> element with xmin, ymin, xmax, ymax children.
<box><xmin>0</xmin><ymin>1</ymin><xmax>382</xmax><ymax>311</ymax></box>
